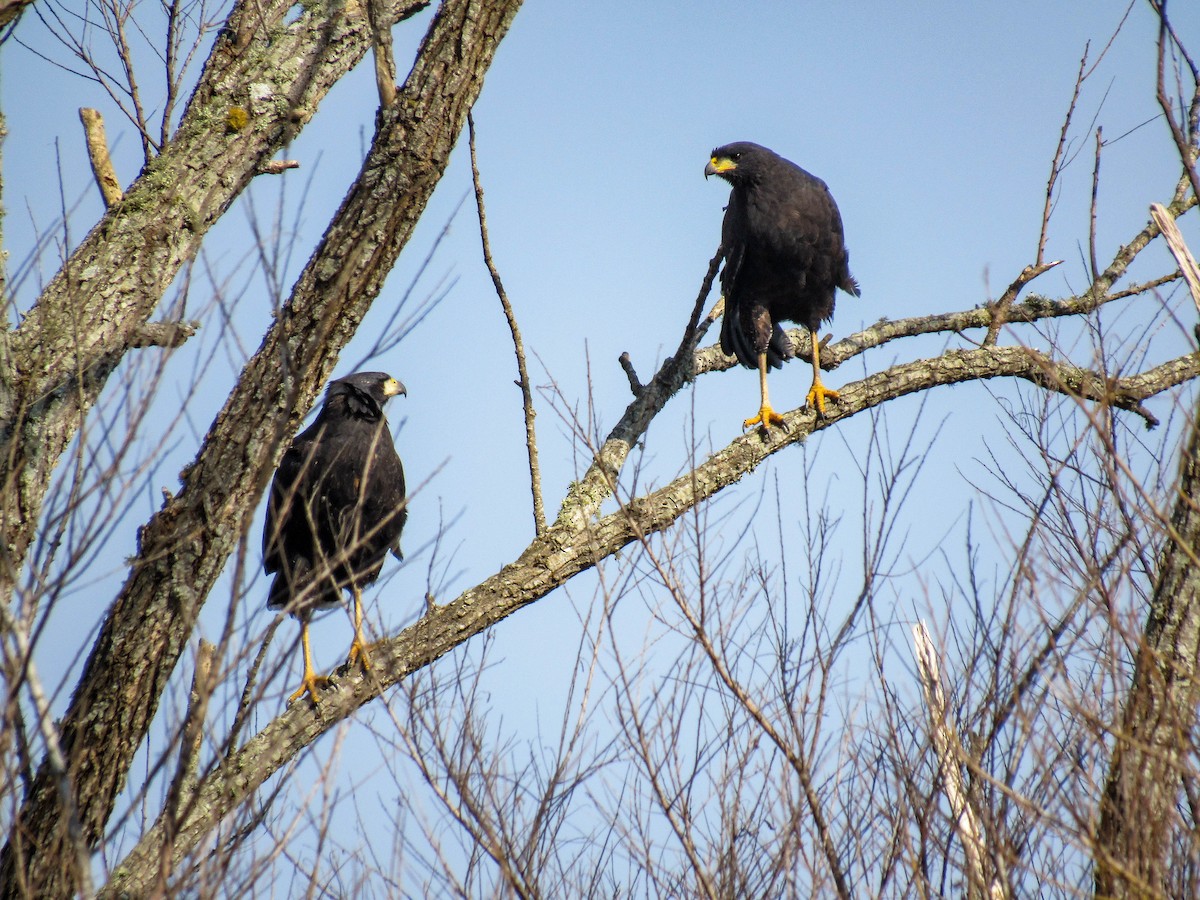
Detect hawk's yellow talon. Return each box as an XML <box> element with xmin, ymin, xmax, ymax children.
<box><xmin>805</xmin><ymin>380</ymin><xmax>840</xmax><ymax>417</ymax></box>
<box><xmin>346</xmin><ymin>638</ymin><xmax>373</xmax><ymax>672</ymax></box>
<box><xmin>744</xmin><ymin>405</ymin><xmax>786</xmax><ymax>431</ymax></box>
<box><xmin>287</xmin><ymin>671</ymin><xmax>332</xmax><ymax>705</ymax></box>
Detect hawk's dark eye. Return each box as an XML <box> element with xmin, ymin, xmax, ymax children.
<box><xmin>731</xmin><ymin>152</ymin><xmax>741</xmax><ymax>161</ymax></box>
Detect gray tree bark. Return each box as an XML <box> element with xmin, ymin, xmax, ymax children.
<box><xmin>0</xmin><ymin>0</ymin><xmax>428</xmax><ymax>616</ymax></box>
<box><xmin>0</xmin><ymin>0</ymin><xmax>521</xmax><ymax>895</ymax></box>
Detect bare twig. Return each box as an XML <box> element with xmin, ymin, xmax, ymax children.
<box><xmin>79</xmin><ymin>107</ymin><xmax>124</xmax><ymax>207</ymax></box>
<box><xmin>468</xmin><ymin>111</ymin><xmax>545</xmax><ymax>534</ymax></box>
<box><xmin>913</xmin><ymin>621</ymin><xmax>1007</xmax><ymax>900</ymax></box>
<box><xmin>161</xmin><ymin>0</ymin><xmax>182</xmax><ymax>150</ymax></box>
<box><xmin>1090</xmin><ymin>126</ymin><xmax>1104</xmax><ymax>284</ymax></box>
<box><xmin>157</xmin><ymin>639</ymin><xmax>215</xmax><ymax>887</ymax></box>
<box><xmin>224</xmin><ymin>618</ymin><xmax>280</xmax><ymax>763</ymax></box>
<box><xmin>1037</xmin><ymin>44</ymin><xmax>1089</xmax><ymax>266</ymax></box>
<box><xmin>109</xmin><ymin>3</ymin><xmax>153</xmax><ymax>161</ymax></box>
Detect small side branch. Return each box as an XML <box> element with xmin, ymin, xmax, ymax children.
<box><xmin>129</xmin><ymin>320</ymin><xmax>198</xmax><ymax>349</ymax></box>
<box><xmin>468</xmin><ymin>112</ymin><xmax>545</xmax><ymax>534</ymax></box>
<box><xmin>913</xmin><ymin>621</ymin><xmax>1007</xmax><ymax>900</ymax></box>
<box><xmin>1150</xmin><ymin>202</ymin><xmax>1200</xmax><ymax>315</ymax></box>
<box><xmin>1089</xmin><ymin>126</ymin><xmax>1104</xmax><ymax>284</ymax></box>
<box><xmin>368</xmin><ymin>0</ymin><xmax>397</xmax><ymax>107</ymax></box>
<box><xmin>555</xmin><ymin>247</ymin><xmax>722</xmax><ymax>531</ymax></box>
<box><xmin>618</xmin><ymin>352</ymin><xmax>643</xmax><ymax>396</ymax></box>
<box><xmin>79</xmin><ymin>108</ymin><xmax>123</xmax><ymax>208</ymax></box>
<box><xmin>1037</xmin><ymin>44</ymin><xmax>1089</xmax><ymax>266</ymax></box>
<box><xmin>257</xmin><ymin>159</ymin><xmax>299</xmax><ymax>176</ymax></box>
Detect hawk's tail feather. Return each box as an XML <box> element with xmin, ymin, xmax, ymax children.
<box><xmin>720</xmin><ymin>309</ymin><xmax>788</xmax><ymax>370</ymax></box>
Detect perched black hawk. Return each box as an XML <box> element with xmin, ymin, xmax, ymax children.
<box><xmin>705</xmin><ymin>141</ymin><xmax>860</xmax><ymax>429</ymax></box>
<box><xmin>263</xmin><ymin>371</ymin><xmax>407</xmax><ymax>704</ymax></box>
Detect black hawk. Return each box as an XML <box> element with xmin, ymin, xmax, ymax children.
<box><xmin>705</xmin><ymin>141</ymin><xmax>860</xmax><ymax>429</ymax></box>
<box><xmin>263</xmin><ymin>371</ymin><xmax>407</xmax><ymax>704</ymax></box>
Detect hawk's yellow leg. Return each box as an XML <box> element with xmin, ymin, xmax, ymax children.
<box><xmin>287</xmin><ymin>620</ymin><xmax>332</xmax><ymax>704</ymax></box>
<box><xmin>804</xmin><ymin>331</ymin><xmax>839</xmax><ymax>417</ymax></box>
<box><xmin>345</xmin><ymin>585</ymin><xmax>372</xmax><ymax>672</ymax></box>
<box><xmin>743</xmin><ymin>352</ymin><xmax>786</xmax><ymax>431</ymax></box>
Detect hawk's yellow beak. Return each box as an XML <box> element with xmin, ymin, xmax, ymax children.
<box><xmin>704</xmin><ymin>156</ymin><xmax>736</xmax><ymax>178</ymax></box>
<box><xmin>383</xmin><ymin>378</ymin><xmax>406</xmax><ymax>397</ymax></box>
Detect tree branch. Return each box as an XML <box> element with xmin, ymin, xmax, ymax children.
<box><xmin>78</xmin><ymin>107</ymin><xmax>123</xmax><ymax>207</ymax></box>
<box><xmin>1036</xmin><ymin>43</ymin><xmax>1089</xmax><ymax>268</ymax></box>
<box><xmin>100</xmin><ymin>326</ymin><xmax>1197</xmax><ymax>894</ymax></box>
<box><xmin>468</xmin><ymin>111</ymin><xmax>545</xmax><ymax>535</ymax></box>
<box><xmin>128</xmin><ymin>320</ymin><xmax>198</xmax><ymax>349</ymax></box>
<box><xmin>368</xmin><ymin>0</ymin><xmax>398</xmax><ymax>107</ymax></box>
<box><xmin>1151</xmin><ymin>202</ymin><xmax>1200</xmax><ymax>313</ymax></box>
<box><xmin>554</xmin><ymin>248</ymin><xmax>722</xmax><ymax>532</ymax></box>
<box><xmin>256</xmin><ymin>159</ymin><xmax>300</xmax><ymax>176</ymax></box>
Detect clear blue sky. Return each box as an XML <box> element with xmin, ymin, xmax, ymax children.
<box><xmin>4</xmin><ymin>0</ymin><xmax>1198</xmax><ymax>885</ymax></box>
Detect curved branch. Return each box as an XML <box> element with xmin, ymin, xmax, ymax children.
<box><xmin>554</xmin><ymin>248</ymin><xmax>722</xmax><ymax>532</ymax></box>
<box><xmin>100</xmin><ymin>336</ymin><xmax>1197</xmax><ymax>895</ymax></box>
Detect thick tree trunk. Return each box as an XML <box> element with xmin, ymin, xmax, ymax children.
<box><xmin>1094</xmin><ymin>408</ymin><xmax>1200</xmax><ymax>898</ymax></box>
<box><xmin>0</xmin><ymin>0</ymin><xmax>521</xmax><ymax>896</ymax></box>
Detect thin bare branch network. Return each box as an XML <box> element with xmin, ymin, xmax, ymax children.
<box><xmin>5</xmin><ymin>0</ymin><xmax>1200</xmax><ymax>897</ymax></box>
